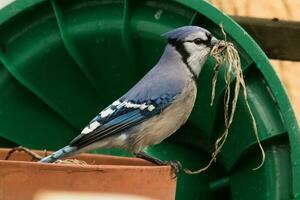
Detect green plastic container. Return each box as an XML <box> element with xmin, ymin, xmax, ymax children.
<box><xmin>0</xmin><ymin>0</ymin><xmax>299</xmax><ymax>199</ymax></box>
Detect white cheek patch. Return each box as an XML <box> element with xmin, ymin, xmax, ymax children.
<box><xmin>183</xmin><ymin>42</ymin><xmax>209</xmax><ymax>77</ymax></box>
<box><xmin>183</xmin><ymin>42</ymin><xmax>194</xmax><ymax>52</ymax></box>
<box><xmin>101</xmin><ymin>108</ymin><xmax>114</xmax><ymax>118</ymax></box>
<box><xmin>81</xmin><ymin>121</ymin><xmax>101</xmax><ymax>134</ymax></box>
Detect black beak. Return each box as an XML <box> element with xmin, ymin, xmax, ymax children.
<box><xmin>205</xmin><ymin>32</ymin><xmax>219</xmax><ymax>47</ymax></box>
<box><xmin>210</xmin><ymin>37</ymin><xmax>219</xmax><ymax>47</ymax></box>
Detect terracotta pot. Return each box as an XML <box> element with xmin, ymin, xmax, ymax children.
<box><xmin>0</xmin><ymin>148</ymin><xmax>176</xmax><ymax>200</ymax></box>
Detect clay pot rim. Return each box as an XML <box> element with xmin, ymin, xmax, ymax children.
<box><xmin>0</xmin><ymin>148</ymin><xmax>173</xmax><ymax>172</ymax></box>
<box><xmin>0</xmin><ymin>148</ymin><xmax>176</xmax><ymax>200</ymax></box>
<box><xmin>0</xmin><ymin>159</ymin><xmax>172</xmax><ymax>171</ymax></box>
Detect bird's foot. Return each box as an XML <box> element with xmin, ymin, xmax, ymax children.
<box><xmin>135</xmin><ymin>151</ymin><xmax>182</xmax><ymax>177</ymax></box>
<box><xmin>161</xmin><ymin>160</ymin><xmax>182</xmax><ymax>175</ymax></box>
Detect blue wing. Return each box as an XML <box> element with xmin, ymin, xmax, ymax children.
<box><xmin>70</xmin><ymin>58</ymin><xmax>185</xmax><ymax>149</ymax></box>
<box><xmin>70</xmin><ymin>95</ymin><xmax>177</xmax><ymax>148</ymax></box>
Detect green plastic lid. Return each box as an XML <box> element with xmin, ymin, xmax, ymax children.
<box><xmin>0</xmin><ymin>0</ymin><xmax>299</xmax><ymax>199</ymax></box>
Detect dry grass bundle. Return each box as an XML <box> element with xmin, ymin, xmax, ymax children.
<box><xmin>185</xmin><ymin>26</ymin><xmax>265</xmax><ymax>174</ymax></box>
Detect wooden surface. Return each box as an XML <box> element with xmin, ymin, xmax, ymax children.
<box><xmin>208</xmin><ymin>0</ymin><xmax>300</xmax><ymax>122</ymax></box>
<box><xmin>232</xmin><ymin>16</ymin><xmax>300</xmax><ymax>61</ymax></box>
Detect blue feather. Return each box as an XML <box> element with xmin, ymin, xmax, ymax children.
<box><xmin>39</xmin><ymin>145</ymin><xmax>77</xmax><ymax>163</ymax></box>
<box><xmin>163</xmin><ymin>26</ymin><xmax>210</xmax><ymax>41</ymax></box>
<box><xmin>69</xmin><ymin>93</ymin><xmax>177</xmax><ymax>149</ymax></box>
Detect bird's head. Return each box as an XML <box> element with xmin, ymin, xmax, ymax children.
<box><xmin>164</xmin><ymin>26</ymin><xmax>219</xmax><ymax>78</ymax></box>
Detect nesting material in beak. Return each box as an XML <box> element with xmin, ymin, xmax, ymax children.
<box><xmin>185</xmin><ymin>27</ymin><xmax>265</xmax><ymax>175</ymax></box>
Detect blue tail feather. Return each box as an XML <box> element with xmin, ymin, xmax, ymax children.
<box><xmin>38</xmin><ymin>145</ymin><xmax>77</xmax><ymax>163</ymax></box>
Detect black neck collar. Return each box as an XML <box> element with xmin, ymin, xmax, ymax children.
<box><xmin>168</xmin><ymin>39</ymin><xmax>198</xmax><ymax>82</ymax></box>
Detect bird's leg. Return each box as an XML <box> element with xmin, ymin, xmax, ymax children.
<box><xmin>135</xmin><ymin>151</ymin><xmax>182</xmax><ymax>175</ymax></box>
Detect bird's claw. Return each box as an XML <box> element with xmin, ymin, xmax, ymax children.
<box><xmin>134</xmin><ymin>152</ymin><xmax>181</xmax><ymax>177</ymax></box>
<box><xmin>163</xmin><ymin>160</ymin><xmax>182</xmax><ymax>177</ymax></box>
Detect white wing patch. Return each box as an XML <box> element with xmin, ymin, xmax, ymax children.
<box><xmin>117</xmin><ymin>102</ymin><xmax>125</xmax><ymax>109</ymax></box>
<box><xmin>124</xmin><ymin>102</ymin><xmax>144</xmax><ymax>109</ymax></box>
<box><xmin>147</xmin><ymin>105</ymin><xmax>155</xmax><ymax>111</ymax></box>
<box><xmin>101</xmin><ymin>107</ymin><xmax>114</xmax><ymax>118</ymax></box>
<box><xmin>112</xmin><ymin>100</ymin><xmax>121</xmax><ymax>106</ymax></box>
<box><xmin>123</xmin><ymin>101</ymin><xmax>156</xmax><ymax>111</ymax></box>
<box><xmin>80</xmin><ymin>99</ymin><xmax>159</xmax><ymax>136</ymax></box>
<box><xmin>83</xmin><ymin>100</ymin><xmax>156</xmax><ymax>134</ymax></box>
<box><xmin>81</xmin><ymin>121</ymin><xmax>101</xmax><ymax>134</ymax></box>
<box><xmin>139</xmin><ymin>103</ymin><xmax>148</xmax><ymax>110</ymax></box>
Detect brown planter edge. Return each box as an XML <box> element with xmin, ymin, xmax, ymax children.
<box><xmin>0</xmin><ymin>148</ymin><xmax>177</xmax><ymax>200</ymax></box>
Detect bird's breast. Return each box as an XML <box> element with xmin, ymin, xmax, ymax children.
<box><xmin>129</xmin><ymin>77</ymin><xmax>197</xmax><ymax>153</ymax></box>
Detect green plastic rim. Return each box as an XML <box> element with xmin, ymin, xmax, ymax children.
<box><xmin>0</xmin><ymin>0</ymin><xmax>299</xmax><ymax>199</ymax></box>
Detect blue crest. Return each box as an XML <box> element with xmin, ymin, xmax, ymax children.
<box><xmin>163</xmin><ymin>26</ymin><xmax>209</xmax><ymax>41</ymax></box>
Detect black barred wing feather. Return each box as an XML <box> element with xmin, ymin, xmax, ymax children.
<box><xmin>70</xmin><ymin>97</ymin><xmax>175</xmax><ymax>148</ymax></box>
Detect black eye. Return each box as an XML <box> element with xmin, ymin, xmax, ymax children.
<box><xmin>193</xmin><ymin>38</ymin><xmax>203</xmax><ymax>45</ymax></box>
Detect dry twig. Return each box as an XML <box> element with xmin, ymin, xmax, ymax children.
<box><xmin>5</xmin><ymin>146</ymin><xmax>44</xmax><ymax>160</ymax></box>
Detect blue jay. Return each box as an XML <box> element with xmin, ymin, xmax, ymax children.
<box><xmin>39</xmin><ymin>26</ymin><xmax>218</xmax><ymax>172</ymax></box>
